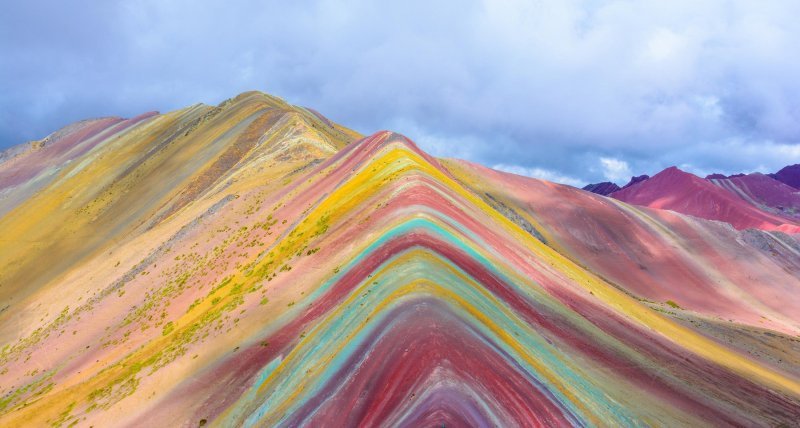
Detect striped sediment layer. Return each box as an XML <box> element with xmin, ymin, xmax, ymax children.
<box><xmin>0</xmin><ymin>92</ymin><xmax>798</xmax><ymax>426</ymax></box>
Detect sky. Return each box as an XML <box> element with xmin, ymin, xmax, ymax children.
<box><xmin>2</xmin><ymin>0</ymin><xmax>800</xmax><ymax>186</ymax></box>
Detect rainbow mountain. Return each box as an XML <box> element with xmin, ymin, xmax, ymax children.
<box><xmin>0</xmin><ymin>91</ymin><xmax>799</xmax><ymax>427</ymax></box>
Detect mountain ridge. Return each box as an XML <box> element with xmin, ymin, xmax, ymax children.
<box><xmin>0</xmin><ymin>91</ymin><xmax>798</xmax><ymax>426</ymax></box>
<box><xmin>583</xmin><ymin>164</ymin><xmax>800</xmax><ymax>233</ymax></box>
<box><xmin>611</xmin><ymin>166</ymin><xmax>800</xmax><ymax>232</ymax></box>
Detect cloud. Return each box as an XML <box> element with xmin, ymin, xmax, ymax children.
<box><xmin>492</xmin><ymin>164</ymin><xmax>584</xmax><ymax>187</ymax></box>
<box><xmin>599</xmin><ymin>157</ymin><xmax>632</xmax><ymax>183</ymax></box>
<box><xmin>2</xmin><ymin>0</ymin><xmax>800</xmax><ymax>185</ymax></box>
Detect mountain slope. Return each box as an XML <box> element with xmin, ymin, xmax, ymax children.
<box><xmin>0</xmin><ymin>93</ymin><xmax>798</xmax><ymax>427</ymax></box>
<box><xmin>611</xmin><ymin>166</ymin><xmax>800</xmax><ymax>233</ymax></box>
<box><xmin>0</xmin><ymin>91</ymin><xmax>357</xmax><ymax>310</ymax></box>
<box><xmin>446</xmin><ymin>160</ymin><xmax>800</xmax><ymax>333</ymax></box>
<box><xmin>709</xmin><ymin>172</ymin><xmax>800</xmax><ymax>220</ymax></box>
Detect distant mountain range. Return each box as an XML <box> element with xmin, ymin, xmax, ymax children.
<box><xmin>584</xmin><ymin>164</ymin><xmax>800</xmax><ymax>232</ymax></box>
<box><xmin>1</xmin><ymin>91</ymin><xmax>798</xmax><ymax>426</ymax></box>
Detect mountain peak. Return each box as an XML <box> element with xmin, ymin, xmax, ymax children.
<box><xmin>582</xmin><ymin>181</ymin><xmax>621</xmax><ymax>195</ymax></box>
<box><xmin>617</xmin><ymin>173</ymin><xmax>650</xmax><ymax>190</ymax></box>
<box><xmin>215</xmin><ymin>90</ymin><xmax>291</xmax><ymax>112</ymax></box>
<box><xmin>658</xmin><ymin>165</ymin><xmax>689</xmax><ymax>176</ymax></box>
<box><xmin>769</xmin><ymin>164</ymin><xmax>800</xmax><ymax>189</ymax></box>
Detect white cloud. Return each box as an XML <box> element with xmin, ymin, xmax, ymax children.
<box><xmin>599</xmin><ymin>157</ymin><xmax>632</xmax><ymax>182</ymax></box>
<box><xmin>385</xmin><ymin>118</ymin><xmax>480</xmax><ymax>161</ymax></box>
<box><xmin>642</xmin><ymin>28</ymin><xmax>686</xmax><ymax>63</ymax></box>
<box><xmin>2</xmin><ymin>0</ymin><xmax>800</xmax><ymax>183</ymax></box>
<box><xmin>492</xmin><ymin>164</ymin><xmax>585</xmax><ymax>187</ymax></box>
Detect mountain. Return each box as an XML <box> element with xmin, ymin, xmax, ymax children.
<box><xmin>621</xmin><ymin>173</ymin><xmax>650</xmax><ymax>189</ymax></box>
<box><xmin>708</xmin><ymin>172</ymin><xmax>800</xmax><ymax>220</ymax></box>
<box><xmin>1</xmin><ymin>92</ymin><xmax>799</xmax><ymax>426</ymax></box>
<box><xmin>583</xmin><ymin>174</ymin><xmax>649</xmax><ymax>196</ymax></box>
<box><xmin>611</xmin><ymin>166</ymin><xmax>800</xmax><ymax>233</ymax></box>
<box><xmin>581</xmin><ymin>181</ymin><xmax>620</xmax><ymax>195</ymax></box>
<box><xmin>770</xmin><ymin>164</ymin><xmax>800</xmax><ymax>189</ymax></box>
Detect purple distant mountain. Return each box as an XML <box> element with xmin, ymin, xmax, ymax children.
<box><xmin>583</xmin><ymin>174</ymin><xmax>650</xmax><ymax>196</ymax></box>
<box><xmin>582</xmin><ymin>181</ymin><xmax>621</xmax><ymax>195</ymax></box>
<box><xmin>769</xmin><ymin>164</ymin><xmax>800</xmax><ymax>189</ymax></box>
<box><xmin>620</xmin><ymin>174</ymin><xmax>650</xmax><ymax>190</ymax></box>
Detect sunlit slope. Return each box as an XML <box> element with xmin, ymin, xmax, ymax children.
<box><xmin>444</xmin><ymin>159</ymin><xmax>800</xmax><ymax>334</ymax></box>
<box><xmin>445</xmin><ymin>158</ymin><xmax>800</xmax><ymax>379</ymax></box>
<box><xmin>0</xmin><ymin>91</ymin><xmax>357</xmax><ymax>313</ymax></box>
<box><xmin>0</xmin><ymin>100</ymin><xmax>798</xmax><ymax>426</ymax></box>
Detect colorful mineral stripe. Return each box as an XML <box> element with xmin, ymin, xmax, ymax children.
<box><xmin>0</xmin><ymin>92</ymin><xmax>798</xmax><ymax>427</ymax></box>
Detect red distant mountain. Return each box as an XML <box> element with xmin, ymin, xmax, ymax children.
<box><xmin>611</xmin><ymin>166</ymin><xmax>800</xmax><ymax>233</ymax></box>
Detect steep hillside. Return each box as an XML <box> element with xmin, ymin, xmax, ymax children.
<box><xmin>0</xmin><ymin>92</ymin><xmax>798</xmax><ymax>427</ymax></box>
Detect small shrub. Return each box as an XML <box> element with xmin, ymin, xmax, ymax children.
<box><xmin>162</xmin><ymin>322</ymin><xmax>174</xmax><ymax>336</ymax></box>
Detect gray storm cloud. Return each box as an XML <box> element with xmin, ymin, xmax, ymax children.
<box><xmin>2</xmin><ymin>0</ymin><xmax>799</xmax><ymax>185</ymax></box>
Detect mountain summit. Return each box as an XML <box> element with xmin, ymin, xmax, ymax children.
<box><xmin>0</xmin><ymin>92</ymin><xmax>798</xmax><ymax>427</ymax></box>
